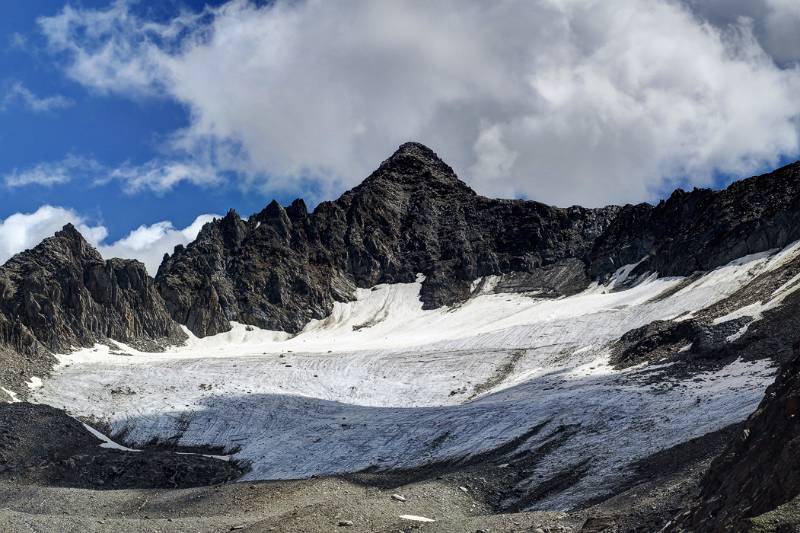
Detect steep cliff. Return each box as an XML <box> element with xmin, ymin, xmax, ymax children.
<box><xmin>0</xmin><ymin>224</ymin><xmax>185</xmax><ymax>390</ymax></box>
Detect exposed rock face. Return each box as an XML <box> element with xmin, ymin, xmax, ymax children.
<box><xmin>590</xmin><ymin>161</ymin><xmax>800</xmax><ymax>279</ymax></box>
<box><xmin>0</xmin><ymin>225</ymin><xmax>185</xmax><ymax>387</ymax></box>
<box><xmin>156</xmin><ymin>143</ymin><xmax>620</xmax><ymax>336</ymax></box>
<box><xmin>157</xmin><ymin>144</ymin><xmax>800</xmax><ymax>338</ymax></box>
<box><xmin>610</xmin><ymin>317</ymin><xmax>752</xmax><ymax>369</ymax></box>
<box><xmin>675</xmin><ymin>343</ymin><xmax>800</xmax><ymax>532</ymax></box>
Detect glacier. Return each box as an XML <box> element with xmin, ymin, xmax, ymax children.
<box><xmin>30</xmin><ymin>241</ymin><xmax>800</xmax><ymax>510</ymax></box>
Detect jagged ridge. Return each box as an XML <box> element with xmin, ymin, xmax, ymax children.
<box><xmin>156</xmin><ymin>142</ymin><xmax>620</xmax><ymax>336</ymax></box>
<box><xmin>156</xmin><ymin>142</ymin><xmax>800</xmax><ymax>338</ymax></box>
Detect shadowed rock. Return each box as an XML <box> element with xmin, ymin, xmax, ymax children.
<box><xmin>674</xmin><ymin>342</ymin><xmax>800</xmax><ymax>532</ymax></box>
<box><xmin>156</xmin><ymin>142</ymin><xmax>620</xmax><ymax>336</ymax></box>
<box><xmin>0</xmin><ymin>224</ymin><xmax>186</xmax><ymax>389</ymax></box>
<box><xmin>0</xmin><ymin>402</ymin><xmax>243</xmax><ymax>489</ymax></box>
<box><xmin>156</xmin><ymin>143</ymin><xmax>800</xmax><ymax>338</ymax></box>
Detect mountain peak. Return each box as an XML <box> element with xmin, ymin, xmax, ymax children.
<box><xmin>0</xmin><ymin>223</ymin><xmax>184</xmax><ymax>360</ymax></box>
<box><xmin>32</xmin><ymin>222</ymin><xmax>102</xmax><ymax>264</ymax></box>
<box><xmin>383</xmin><ymin>141</ymin><xmax>448</xmax><ymax>169</ymax></box>
<box><xmin>361</xmin><ymin>141</ymin><xmax>468</xmax><ymax>193</ymax></box>
<box><xmin>55</xmin><ymin>223</ymin><xmax>86</xmax><ymax>243</ymax></box>
<box><xmin>392</xmin><ymin>141</ymin><xmax>439</xmax><ymax>158</ymax></box>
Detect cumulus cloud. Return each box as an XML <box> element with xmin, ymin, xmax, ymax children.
<box><xmin>1</xmin><ymin>81</ymin><xmax>73</xmax><ymax>113</ymax></box>
<box><xmin>38</xmin><ymin>0</ymin><xmax>800</xmax><ymax>206</ymax></box>
<box><xmin>0</xmin><ymin>205</ymin><xmax>217</xmax><ymax>274</ymax></box>
<box><xmin>97</xmin><ymin>214</ymin><xmax>219</xmax><ymax>274</ymax></box>
<box><xmin>0</xmin><ymin>205</ymin><xmax>107</xmax><ymax>264</ymax></box>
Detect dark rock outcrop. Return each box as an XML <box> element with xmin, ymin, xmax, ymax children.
<box><xmin>590</xmin><ymin>161</ymin><xmax>800</xmax><ymax>279</ymax></box>
<box><xmin>156</xmin><ymin>143</ymin><xmax>620</xmax><ymax>336</ymax></box>
<box><xmin>0</xmin><ymin>225</ymin><xmax>186</xmax><ymax>389</ymax></box>
<box><xmin>0</xmin><ymin>402</ymin><xmax>243</xmax><ymax>489</ymax></box>
<box><xmin>156</xmin><ymin>144</ymin><xmax>800</xmax><ymax>338</ymax></box>
<box><xmin>675</xmin><ymin>343</ymin><xmax>800</xmax><ymax>532</ymax></box>
<box><xmin>610</xmin><ymin>317</ymin><xmax>753</xmax><ymax>368</ymax></box>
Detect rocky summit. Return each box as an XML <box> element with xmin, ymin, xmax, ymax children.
<box><xmin>156</xmin><ymin>143</ymin><xmax>800</xmax><ymax>340</ymax></box>
<box><xmin>156</xmin><ymin>142</ymin><xmax>621</xmax><ymax>336</ymax></box>
<box><xmin>4</xmin><ymin>143</ymin><xmax>800</xmax><ymax>532</ymax></box>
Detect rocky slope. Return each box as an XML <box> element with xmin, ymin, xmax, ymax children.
<box><xmin>591</xmin><ymin>160</ymin><xmax>800</xmax><ymax>280</ymax></box>
<box><xmin>0</xmin><ymin>225</ymin><xmax>185</xmax><ymax>391</ymax></box>
<box><xmin>156</xmin><ymin>143</ymin><xmax>800</xmax><ymax>338</ymax></box>
<box><xmin>671</xmin><ymin>335</ymin><xmax>800</xmax><ymax>532</ymax></box>
<box><xmin>0</xmin><ymin>402</ymin><xmax>243</xmax><ymax>489</ymax></box>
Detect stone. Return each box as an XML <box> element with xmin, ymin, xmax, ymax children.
<box><xmin>399</xmin><ymin>515</ymin><xmax>435</xmax><ymax>523</ymax></box>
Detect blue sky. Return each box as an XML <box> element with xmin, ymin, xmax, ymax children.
<box><xmin>0</xmin><ymin>0</ymin><xmax>277</xmax><ymax>243</ymax></box>
<box><xmin>0</xmin><ymin>0</ymin><xmax>799</xmax><ymax>271</ymax></box>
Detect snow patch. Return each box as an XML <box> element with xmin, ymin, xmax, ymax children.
<box><xmin>727</xmin><ymin>323</ymin><xmax>752</xmax><ymax>343</ymax></box>
<box><xmin>82</xmin><ymin>423</ymin><xmax>140</xmax><ymax>452</ymax></box>
<box><xmin>1</xmin><ymin>387</ymin><xmax>19</xmax><ymax>403</ymax></box>
<box><xmin>713</xmin><ymin>302</ymin><xmax>763</xmax><ymax>324</ymax></box>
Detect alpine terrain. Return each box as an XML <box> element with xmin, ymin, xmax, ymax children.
<box><xmin>3</xmin><ymin>143</ymin><xmax>800</xmax><ymax>532</ymax></box>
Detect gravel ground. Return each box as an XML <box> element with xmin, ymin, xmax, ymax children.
<box><xmin>0</xmin><ymin>476</ymin><xmax>582</xmax><ymax>533</ymax></box>
<box><xmin>0</xmin><ymin>420</ymin><xmax>739</xmax><ymax>532</ymax></box>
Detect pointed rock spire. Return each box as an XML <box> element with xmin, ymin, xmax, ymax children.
<box><xmin>361</xmin><ymin>141</ymin><xmax>468</xmax><ymax>192</ymax></box>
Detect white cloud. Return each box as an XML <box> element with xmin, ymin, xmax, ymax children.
<box><xmin>0</xmin><ymin>206</ymin><xmax>107</xmax><ymax>264</ymax></box>
<box><xmin>4</xmin><ymin>154</ymin><xmax>221</xmax><ymax>194</ymax></box>
<box><xmin>1</xmin><ymin>81</ymin><xmax>73</xmax><ymax>113</ymax></box>
<box><xmin>109</xmin><ymin>160</ymin><xmax>223</xmax><ymax>193</ymax></box>
<box><xmin>36</xmin><ymin>0</ymin><xmax>173</xmax><ymax>97</ymax></box>
<box><xmin>685</xmin><ymin>0</ymin><xmax>800</xmax><ymax>66</ymax></box>
<box><xmin>0</xmin><ymin>205</ymin><xmax>217</xmax><ymax>274</ymax></box>
<box><xmin>3</xmin><ymin>154</ymin><xmax>102</xmax><ymax>188</ymax></box>
<box><xmin>38</xmin><ymin>0</ymin><xmax>800</xmax><ymax>206</ymax></box>
<box><xmin>97</xmin><ymin>214</ymin><xmax>219</xmax><ymax>274</ymax></box>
